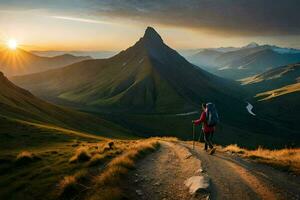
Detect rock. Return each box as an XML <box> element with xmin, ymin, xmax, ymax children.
<box><xmin>195</xmin><ymin>168</ymin><xmax>204</xmax><ymax>174</ymax></box>
<box><xmin>153</xmin><ymin>182</ymin><xmax>161</xmax><ymax>186</ymax></box>
<box><xmin>184</xmin><ymin>175</ymin><xmax>210</xmax><ymax>195</ymax></box>
<box><xmin>185</xmin><ymin>154</ymin><xmax>193</xmax><ymax>159</ymax></box>
<box><xmin>136</xmin><ymin>190</ymin><xmax>143</xmax><ymax>196</ymax></box>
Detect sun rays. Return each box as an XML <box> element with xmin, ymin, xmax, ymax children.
<box><xmin>7</xmin><ymin>39</ymin><xmax>18</xmax><ymax>50</ymax></box>
<box><xmin>0</xmin><ymin>45</ymin><xmax>29</xmax><ymax>76</ymax></box>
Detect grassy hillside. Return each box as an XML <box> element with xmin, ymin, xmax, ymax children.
<box><xmin>241</xmin><ymin>63</ymin><xmax>300</xmax><ymax>95</ymax></box>
<box><xmin>256</xmin><ymin>82</ymin><xmax>300</xmax><ymax>100</ymax></box>
<box><xmin>0</xmin><ymin>117</ymin><xmax>157</xmax><ymax>200</ymax></box>
<box><xmin>0</xmin><ymin>71</ymin><xmax>132</xmax><ymax>138</ymax></box>
<box><xmin>240</xmin><ymin>63</ymin><xmax>300</xmax><ymax>130</ymax></box>
<box><xmin>0</xmin><ymin>71</ymin><xmax>149</xmax><ymax>200</ymax></box>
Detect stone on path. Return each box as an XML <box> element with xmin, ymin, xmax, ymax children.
<box><xmin>184</xmin><ymin>175</ymin><xmax>210</xmax><ymax>195</ymax></box>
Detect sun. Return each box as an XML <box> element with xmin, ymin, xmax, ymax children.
<box><xmin>7</xmin><ymin>39</ymin><xmax>18</xmax><ymax>50</ymax></box>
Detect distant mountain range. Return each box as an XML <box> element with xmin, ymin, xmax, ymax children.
<box><xmin>0</xmin><ymin>48</ymin><xmax>91</xmax><ymax>76</ymax></box>
<box><xmin>31</xmin><ymin>50</ymin><xmax>117</xmax><ymax>59</ymax></box>
<box><xmin>187</xmin><ymin>43</ymin><xmax>300</xmax><ymax>80</ymax></box>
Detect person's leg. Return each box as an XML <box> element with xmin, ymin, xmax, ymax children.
<box><xmin>203</xmin><ymin>132</ymin><xmax>209</xmax><ymax>151</ymax></box>
<box><xmin>208</xmin><ymin>132</ymin><xmax>214</xmax><ymax>149</ymax></box>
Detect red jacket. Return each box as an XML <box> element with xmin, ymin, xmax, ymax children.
<box><xmin>194</xmin><ymin>111</ymin><xmax>215</xmax><ymax>133</ymax></box>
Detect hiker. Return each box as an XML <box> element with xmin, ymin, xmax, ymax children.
<box><xmin>192</xmin><ymin>103</ymin><xmax>219</xmax><ymax>153</ymax></box>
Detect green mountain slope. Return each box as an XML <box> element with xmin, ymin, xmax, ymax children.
<box><xmin>241</xmin><ymin>63</ymin><xmax>300</xmax><ymax>130</ymax></box>
<box><xmin>241</xmin><ymin>63</ymin><xmax>300</xmax><ymax>93</ymax></box>
<box><xmin>0</xmin><ymin>71</ymin><xmax>131</xmax><ymax>138</ymax></box>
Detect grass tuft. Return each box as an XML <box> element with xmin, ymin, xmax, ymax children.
<box><xmin>15</xmin><ymin>151</ymin><xmax>39</xmax><ymax>165</ymax></box>
<box><xmin>88</xmin><ymin>154</ymin><xmax>106</xmax><ymax>167</ymax></box>
<box><xmin>69</xmin><ymin>148</ymin><xmax>91</xmax><ymax>163</ymax></box>
<box><xmin>88</xmin><ymin>139</ymin><xmax>160</xmax><ymax>200</ymax></box>
<box><xmin>97</xmin><ymin>140</ymin><xmax>159</xmax><ymax>185</ymax></box>
<box><xmin>58</xmin><ymin>175</ymin><xmax>78</xmax><ymax>197</ymax></box>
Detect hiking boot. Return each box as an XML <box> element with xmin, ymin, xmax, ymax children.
<box><xmin>209</xmin><ymin>148</ymin><xmax>216</xmax><ymax>155</ymax></box>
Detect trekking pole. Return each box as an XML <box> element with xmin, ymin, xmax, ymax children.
<box><xmin>192</xmin><ymin>123</ymin><xmax>195</xmax><ymax>150</ymax></box>
<box><xmin>198</xmin><ymin>130</ymin><xmax>203</xmax><ymax>142</ymax></box>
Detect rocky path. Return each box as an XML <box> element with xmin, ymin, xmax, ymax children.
<box><xmin>184</xmin><ymin>142</ymin><xmax>300</xmax><ymax>200</ymax></box>
<box><xmin>123</xmin><ymin>140</ymin><xmax>300</xmax><ymax>200</ymax></box>
<box><xmin>123</xmin><ymin>141</ymin><xmax>209</xmax><ymax>200</ymax></box>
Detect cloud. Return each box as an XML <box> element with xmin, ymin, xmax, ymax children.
<box><xmin>91</xmin><ymin>0</ymin><xmax>300</xmax><ymax>36</ymax></box>
<box><xmin>51</xmin><ymin>16</ymin><xmax>112</xmax><ymax>25</ymax></box>
<box><xmin>1</xmin><ymin>0</ymin><xmax>299</xmax><ymax>36</ymax></box>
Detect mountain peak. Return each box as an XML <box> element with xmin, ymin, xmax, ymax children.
<box><xmin>143</xmin><ymin>27</ymin><xmax>163</xmax><ymax>44</ymax></box>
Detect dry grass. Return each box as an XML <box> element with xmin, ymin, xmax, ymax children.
<box><xmin>51</xmin><ymin>139</ymin><xmax>159</xmax><ymax>200</ymax></box>
<box><xmin>224</xmin><ymin>144</ymin><xmax>300</xmax><ymax>174</ymax></box>
<box><xmin>58</xmin><ymin>170</ymin><xmax>91</xmax><ymax>198</ymax></box>
<box><xmin>87</xmin><ymin>139</ymin><xmax>160</xmax><ymax>200</ymax></box>
<box><xmin>88</xmin><ymin>154</ymin><xmax>107</xmax><ymax>167</ymax></box>
<box><xmin>58</xmin><ymin>176</ymin><xmax>78</xmax><ymax>196</ymax></box>
<box><xmin>256</xmin><ymin>82</ymin><xmax>300</xmax><ymax>100</ymax></box>
<box><xmin>15</xmin><ymin>151</ymin><xmax>39</xmax><ymax>165</ymax></box>
<box><xmin>69</xmin><ymin>147</ymin><xmax>91</xmax><ymax>163</ymax></box>
<box><xmin>88</xmin><ymin>187</ymin><xmax>122</xmax><ymax>200</ymax></box>
<box><xmin>97</xmin><ymin>139</ymin><xmax>159</xmax><ymax>185</ymax></box>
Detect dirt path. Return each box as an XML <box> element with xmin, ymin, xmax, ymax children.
<box><xmin>184</xmin><ymin>142</ymin><xmax>300</xmax><ymax>200</ymax></box>
<box><xmin>123</xmin><ymin>141</ymin><xmax>300</xmax><ymax>200</ymax></box>
<box><xmin>123</xmin><ymin>141</ymin><xmax>208</xmax><ymax>200</ymax></box>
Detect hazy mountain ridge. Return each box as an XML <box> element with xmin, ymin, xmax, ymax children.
<box><xmin>31</xmin><ymin>50</ymin><xmax>117</xmax><ymax>59</ymax></box>
<box><xmin>188</xmin><ymin>43</ymin><xmax>300</xmax><ymax>80</ymax></box>
<box><xmin>0</xmin><ymin>48</ymin><xmax>92</xmax><ymax>76</ymax></box>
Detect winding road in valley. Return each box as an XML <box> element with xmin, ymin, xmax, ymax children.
<box><xmin>123</xmin><ymin>140</ymin><xmax>300</xmax><ymax>200</ymax></box>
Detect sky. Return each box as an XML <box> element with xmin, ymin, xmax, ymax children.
<box><xmin>0</xmin><ymin>0</ymin><xmax>300</xmax><ymax>51</ymax></box>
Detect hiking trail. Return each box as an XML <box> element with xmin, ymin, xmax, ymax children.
<box><xmin>123</xmin><ymin>140</ymin><xmax>300</xmax><ymax>200</ymax></box>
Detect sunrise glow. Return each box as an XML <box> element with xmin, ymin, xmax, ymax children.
<box><xmin>7</xmin><ymin>39</ymin><xmax>18</xmax><ymax>50</ymax></box>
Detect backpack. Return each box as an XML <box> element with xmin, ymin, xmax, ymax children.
<box><xmin>206</xmin><ymin>103</ymin><xmax>219</xmax><ymax>127</ymax></box>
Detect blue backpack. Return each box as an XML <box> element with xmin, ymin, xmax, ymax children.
<box><xmin>206</xmin><ymin>103</ymin><xmax>219</xmax><ymax>127</ymax></box>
